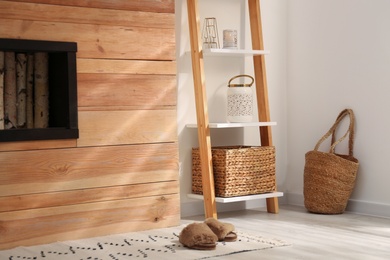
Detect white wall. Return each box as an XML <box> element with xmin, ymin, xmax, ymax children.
<box><xmin>176</xmin><ymin>0</ymin><xmax>287</xmax><ymax>217</ymax></box>
<box><xmin>287</xmin><ymin>0</ymin><xmax>390</xmax><ymax>217</ymax></box>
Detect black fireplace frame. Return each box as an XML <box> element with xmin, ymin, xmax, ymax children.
<box><xmin>0</xmin><ymin>38</ymin><xmax>78</xmax><ymax>142</ymax></box>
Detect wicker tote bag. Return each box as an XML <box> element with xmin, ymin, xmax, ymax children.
<box><xmin>304</xmin><ymin>109</ymin><xmax>359</xmax><ymax>214</ymax></box>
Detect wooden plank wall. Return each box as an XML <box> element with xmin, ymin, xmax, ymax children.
<box><xmin>0</xmin><ymin>0</ymin><xmax>179</xmax><ymax>250</ymax></box>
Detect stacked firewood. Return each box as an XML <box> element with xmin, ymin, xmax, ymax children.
<box><xmin>0</xmin><ymin>51</ymin><xmax>49</xmax><ymax>130</ymax></box>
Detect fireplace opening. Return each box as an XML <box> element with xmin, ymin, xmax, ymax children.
<box><xmin>0</xmin><ymin>38</ymin><xmax>78</xmax><ymax>142</ymax></box>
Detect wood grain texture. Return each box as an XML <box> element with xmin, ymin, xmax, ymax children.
<box><xmin>77</xmin><ymin>110</ymin><xmax>177</xmax><ymax>147</ymax></box>
<box><xmin>186</xmin><ymin>0</ymin><xmax>217</xmax><ymax>219</ymax></box>
<box><xmin>0</xmin><ymin>1</ymin><xmax>175</xmax><ymax>29</ymax></box>
<box><xmin>0</xmin><ymin>143</ymin><xmax>178</xmax><ymax>197</ymax></box>
<box><xmin>0</xmin><ymin>0</ymin><xmax>179</xmax><ymax>248</ymax></box>
<box><xmin>248</xmin><ymin>0</ymin><xmax>278</xmax><ymax>213</ymax></box>
<box><xmin>77</xmin><ymin>59</ymin><xmax>176</xmax><ymax>75</ymax></box>
<box><xmin>0</xmin><ymin>194</ymin><xmax>180</xmax><ymax>250</ymax></box>
<box><xmin>0</xmin><ymin>19</ymin><xmax>175</xmax><ymax>61</ymax></box>
<box><xmin>184</xmin><ymin>206</ymin><xmax>390</xmax><ymax>259</ymax></box>
<box><xmin>0</xmin><ymin>181</ymin><xmax>179</xmax><ymax>213</ymax></box>
<box><xmin>8</xmin><ymin>0</ymin><xmax>175</xmax><ymax>13</ymax></box>
<box><xmin>78</xmin><ymin>74</ymin><xmax>176</xmax><ymax>108</ymax></box>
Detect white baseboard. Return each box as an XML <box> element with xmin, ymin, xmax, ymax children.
<box><xmin>180</xmin><ymin>199</ymin><xmax>267</xmax><ymax>218</ymax></box>
<box><xmin>284</xmin><ymin>192</ymin><xmax>390</xmax><ymax>219</ymax></box>
<box><xmin>181</xmin><ymin>192</ymin><xmax>390</xmax><ymax>219</ymax></box>
<box><xmin>346</xmin><ymin>199</ymin><xmax>390</xmax><ymax>219</ymax></box>
<box><xmin>180</xmin><ymin>200</ymin><xmax>205</xmax><ymax>218</ymax></box>
<box><xmin>284</xmin><ymin>192</ymin><xmax>305</xmax><ymax>207</ymax></box>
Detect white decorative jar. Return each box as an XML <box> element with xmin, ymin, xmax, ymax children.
<box><xmin>227</xmin><ymin>75</ymin><xmax>254</xmax><ymax>123</ymax></box>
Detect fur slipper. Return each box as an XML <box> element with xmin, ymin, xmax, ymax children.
<box><xmin>179</xmin><ymin>223</ymin><xmax>218</xmax><ymax>250</ymax></box>
<box><xmin>204</xmin><ymin>218</ymin><xmax>237</xmax><ymax>242</ymax></box>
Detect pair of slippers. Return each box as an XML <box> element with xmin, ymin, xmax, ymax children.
<box><xmin>179</xmin><ymin>218</ymin><xmax>237</xmax><ymax>250</ymax></box>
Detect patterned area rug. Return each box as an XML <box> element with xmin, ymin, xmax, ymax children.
<box><xmin>0</xmin><ymin>224</ymin><xmax>290</xmax><ymax>260</ymax></box>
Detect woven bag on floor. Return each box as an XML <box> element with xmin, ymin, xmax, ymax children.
<box><xmin>304</xmin><ymin>109</ymin><xmax>359</xmax><ymax>214</ymax></box>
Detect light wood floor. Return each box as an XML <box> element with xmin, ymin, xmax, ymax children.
<box><xmin>183</xmin><ymin>205</ymin><xmax>390</xmax><ymax>259</ymax></box>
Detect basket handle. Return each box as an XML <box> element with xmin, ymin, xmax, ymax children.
<box><xmin>314</xmin><ymin>109</ymin><xmax>355</xmax><ymax>156</ymax></box>
<box><xmin>228</xmin><ymin>74</ymin><xmax>254</xmax><ymax>87</ymax></box>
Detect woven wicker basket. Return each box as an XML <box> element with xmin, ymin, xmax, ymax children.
<box><xmin>192</xmin><ymin>146</ymin><xmax>276</xmax><ymax>197</ymax></box>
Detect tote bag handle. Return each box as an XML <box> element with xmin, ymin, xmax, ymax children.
<box><xmin>314</xmin><ymin>109</ymin><xmax>355</xmax><ymax>156</ymax></box>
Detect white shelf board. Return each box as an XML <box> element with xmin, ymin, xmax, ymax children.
<box><xmin>186</xmin><ymin>121</ymin><xmax>277</xmax><ymax>128</ymax></box>
<box><xmin>187</xmin><ymin>191</ymin><xmax>283</xmax><ymax>203</ymax></box>
<box><xmin>203</xmin><ymin>48</ymin><xmax>270</xmax><ymax>56</ymax></box>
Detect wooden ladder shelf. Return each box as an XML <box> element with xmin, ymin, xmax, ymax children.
<box><xmin>186</xmin><ymin>0</ymin><xmax>280</xmax><ymax>219</ymax></box>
